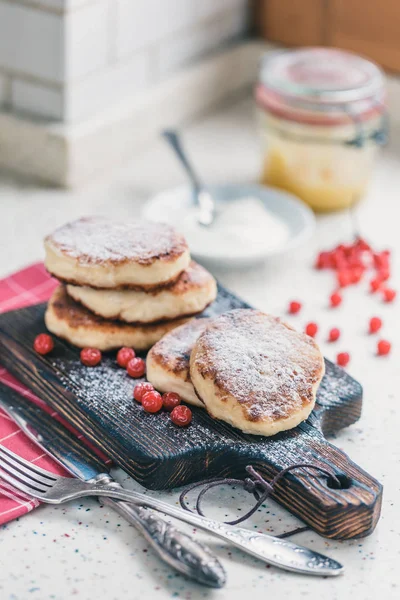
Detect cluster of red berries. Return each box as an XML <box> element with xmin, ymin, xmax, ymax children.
<box><xmin>315</xmin><ymin>238</ymin><xmax>396</xmax><ymax>304</ymax></box>
<box><xmin>287</xmin><ymin>302</ymin><xmax>392</xmax><ymax>366</ymax></box>
<box><xmin>133</xmin><ymin>383</ymin><xmax>192</xmax><ymax>426</ymax></box>
<box><xmin>117</xmin><ymin>349</ymin><xmax>191</xmax><ymax>424</ymax></box>
<box><xmin>32</xmin><ymin>337</ymin><xmax>192</xmax><ymax>426</ymax></box>
<box><xmin>286</xmin><ymin>236</ymin><xmax>395</xmax><ymax>367</ymax></box>
<box><xmin>78</xmin><ymin>345</ymin><xmax>147</xmax><ymax>374</ymax></box>
<box><xmin>116</xmin><ymin>346</ymin><xmax>146</xmax><ymax>377</ymax></box>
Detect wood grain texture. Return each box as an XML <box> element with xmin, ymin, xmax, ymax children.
<box><xmin>254</xmin><ymin>0</ymin><xmax>400</xmax><ymax>72</ymax></box>
<box><xmin>329</xmin><ymin>0</ymin><xmax>400</xmax><ymax>72</ymax></box>
<box><xmin>0</xmin><ymin>285</ymin><xmax>382</xmax><ymax>539</ymax></box>
<box><xmin>254</xmin><ymin>0</ymin><xmax>326</xmax><ymax>47</ymax></box>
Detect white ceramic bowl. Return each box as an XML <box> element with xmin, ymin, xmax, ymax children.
<box><xmin>142</xmin><ymin>184</ymin><xmax>316</xmax><ymax>268</ymax></box>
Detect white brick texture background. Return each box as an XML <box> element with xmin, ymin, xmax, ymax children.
<box><xmin>0</xmin><ymin>0</ymin><xmax>250</xmax><ymax>122</ymax></box>
<box><xmin>0</xmin><ymin>71</ymin><xmax>9</xmax><ymax>107</ymax></box>
<box><xmin>11</xmin><ymin>79</ymin><xmax>63</xmax><ymax>119</ymax></box>
<box><xmin>0</xmin><ymin>2</ymin><xmax>64</xmax><ymax>82</ymax></box>
<box><xmin>116</xmin><ymin>0</ymin><xmax>199</xmax><ymax>60</ymax></box>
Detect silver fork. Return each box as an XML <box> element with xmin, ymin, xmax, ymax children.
<box><xmin>0</xmin><ymin>443</ymin><xmax>343</xmax><ymax>576</ymax></box>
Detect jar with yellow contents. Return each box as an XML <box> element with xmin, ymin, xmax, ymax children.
<box><xmin>255</xmin><ymin>48</ymin><xmax>387</xmax><ymax>212</ymax></box>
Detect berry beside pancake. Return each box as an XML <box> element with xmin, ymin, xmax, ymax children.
<box><xmin>66</xmin><ymin>262</ymin><xmax>217</xmax><ymax>324</ymax></box>
<box><xmin>44</xmin><ymin>217</ymin><xmax>190</xmax><ymax>289</ymax></box>
<box><xmin>45</xmin><ymin>285</ymin><xmax>191</xmax><ymax>351</ymax></box>
<box><xmin>190</xmin><ymin>309</ymin><xmax>325</xmax><ymax>436</ymax></box>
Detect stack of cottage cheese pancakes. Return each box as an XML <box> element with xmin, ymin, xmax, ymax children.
<box><xmin>44</xmin><ymin>216</ymin><xmax>325</xmax><ymax>436</ymax></box>
<box><xmin>44</xmin><ymin>217</ymin><xmax>217</xmax><ymax>351</ymax></box>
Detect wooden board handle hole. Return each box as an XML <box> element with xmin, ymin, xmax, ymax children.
<box><xmin>326</xmin><ymin>474</ymin><xmax>353</xmax><ymax>490</ymax></box>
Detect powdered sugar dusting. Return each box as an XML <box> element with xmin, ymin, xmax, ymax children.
<box><xmin>47</xmin><ymin>217</ymin><xmax>188</xmax><ymax>265</ymax></box>
<box><xmin>192</xmin><ymin>309</ymin><xmax>325</xmax><ymax>422</ymax></box>
<box><xmin>149</xmin><ymin>318</ymin><xmax>212</xmax><ymax>375</ymax></box>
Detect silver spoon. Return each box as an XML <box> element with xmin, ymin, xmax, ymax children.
<box><xmin>162</xmin><ymin>129</ymin><xmax>215</xmax><ymax>227</ymax></box>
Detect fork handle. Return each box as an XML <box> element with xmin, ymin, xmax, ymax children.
<box><xmin>76</xmin><ymin>481</ymin><xmax>343</xmax><ymax>576</ymax></box>
<box><xmin>100</xmin><ymin>498</ymin><xmax>225</xmax><ymax>588</ymax></box>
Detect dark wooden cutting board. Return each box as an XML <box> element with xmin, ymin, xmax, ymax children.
<box><xmin>0</xmin><ymin>285</ymin><xmax>382</xmax><ymax>540</ymax></box>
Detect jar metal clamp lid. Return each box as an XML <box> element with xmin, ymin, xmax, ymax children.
<box><xmin>256</xmin><ymin>47</ymin><xmax>388</xmax><ymax>147</ymax></box>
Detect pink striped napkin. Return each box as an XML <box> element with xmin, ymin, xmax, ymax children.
<box><xmin>0</xmin><ymin>263</ymin><xmax>111</xmax><ymax>525</ymax></box>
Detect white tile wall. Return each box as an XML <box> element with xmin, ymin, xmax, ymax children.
<box><xmin>0</xmin><ymin>2</ymin><xmax>63</xmax><ymax>82</ymax></box>
<box><xmin>0</xmin><ymin>72</ymin><xmax>8</xmax><ymax>106</ymax></box>
<box><xmin>65</xmin><ymin>51</ymin><xmax>151</xmax><ymax>121</ymax></box>
<box><xmin>219</xmin><ymin>2</ymin><xmax>251</xmax><ymax>43</ymax></box>
<box><xmin>0</xmin><ymin>0</ymin><xmax>250</xmax><ymax>123</ymax></box>
<box><xmin>158</xmin><ymin>20</ymin><xmax>222</xmax><ymax>78</ymax></box>
<box><xmin>157</xmin><ymin>2</ymin><xmax>250</xmax><ymax>80</ymax></box>
<box><xmin>14</xmin><ymin>1</ymin><xmax>92</xmax><ymax>11</ymax></box>
<box><xmin>16</xmin><ymin>0</ymin><xmax>66</xmax><ymax>10</ymax></box>
<box><xmin>115</xmin><ymin>0</ymin><xmax>199</xmax><ymax>59</ymax></box>
<box><xmin>197</xmin><ymin>0</ymin><xmax>246</xmax><ymax>20</ymax></box>
<box><xmin>64</xmin><ymin>0</ymin><xmax>111</xmax><ymax>80</ymax></box>
<box><xmin>11</xmin><ymin>79</ymin><xmax>63</xmax><ymax>119</ymax></box>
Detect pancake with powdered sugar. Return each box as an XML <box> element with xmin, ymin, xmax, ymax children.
<box><xmin>45</xmin><ymin>285</ymin><xmax>191</xmax><ymax>351</ymax></box>
<box><xmin>146</xmin><ymin>318</ymin><xmax>213</xmax><ymax>407</ymax></box>
<box><xmin>67</xmin><ymin>262</ymin><xmax>217</xmax><ymax>324</ymax></box>
<box><xmin>190</xmin><ymin>309</ymin><xmax>325</xmax><ymax>436</ymax></box>
<box><xmin>44</xmin><ymin>217</ymin><xmax>190</xmax><ymax>289</ymax></box>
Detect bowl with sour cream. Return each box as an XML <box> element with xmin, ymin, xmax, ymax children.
<box><xmin>142</xmin><ymin>184</ymin><xmax>316</xmax><ymax>268</ymax></box>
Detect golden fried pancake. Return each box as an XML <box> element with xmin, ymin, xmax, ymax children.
<box><xmin>45</xmin><ymin>286</ymin><xmax>191</xmax><ymax>351</ymax></box>
<box><xmin>66</xmin><ymin>262</ymin><xmax>217</xmax><ymax>324</ymax></box>
<box><xmin>190</xmin><ymin>309</ymin><xmax>325</xmax><ymax>436</ymax></box>
<box><xmin>146</xmin><ymin>319</ymin><xmax>212</xmax><ymax>407</ymax></box>
<box><xmin>44</xmin><ymin>217</ymin><xmax>190</xmax><ymax>289</ymax></box>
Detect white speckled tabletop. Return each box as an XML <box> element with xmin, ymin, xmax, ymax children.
<box><xmin>0</xmin><ymin>97</ymin><xmax>399</xmax><ymax>600</ymax></box>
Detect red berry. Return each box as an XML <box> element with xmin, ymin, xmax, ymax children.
<box><xmin>142</xmin><ymin>391</ymin><xmax>163</xmax><ymax>413</ymax></box>
<box><xmin>350</xmin><ymin>266</ymin><xmax>364</xmax><ymax>284</ymax></box>
<box><xmin>377</xmin><ymin>339</ymin><xmax>391</xmax><ymax>356</ymax></box>
<box><xmin>330</xmin><ymin>292</ymin><xmax>342</xmax><ymax>308</ymax></box>
<box><xmin>355</xmin><ymin>237</ymin><xmax>371</xmax><ymax>252</ymax></box>
<box><xmin>170</xmin><ymin>405</ymin><xmax>192</xmax><ymax>427</ymax></box>
<box><xmin>305</xmin><ymin>322</ymin><xmax>318</xmax><ymax>338</ymax></box>
<box><xmin>370</xmin><ymin>278</ymin><xmax>381</xmax><ymax>293</ymax></box>
<box><xmin>133</xmin><ymin>382</ymin><xmax>154</xmax><ymax>403</ymax></box>
<box><xmin>80</xmin><ymin>347</ymin><xmax>102</xmax><ymax>367</ymax></box>
<box><xmin>33</xmin><ymin>333</ymin><xmax>54</xmax><ymax>355</ymax></box>
<box><xmin>328</xmin><ymin>328</ymin><xmax>340</xmax><ymax>342</ymax></box>
<box><xmin>378</xmin><ymin>268</ymin><xmax>390</xmax><ymax>282</ymax></box>
<box><xmin>126</xmin><ymin>357</ymin><xmax>146</xmax><ymax>378</ymax></box>
<box><xmin>337</xmin><ymin>270</ymin><xmax>352</xmax><ymax>288</ymax></box>
<box><xmin>331</xmin><ymin>250</ymin><xmax>346</xmax><ymax>270</ymax></box>
<box><xmin>337</xmin><ymin>352</ymin><xmax>350</xmax><ymax>367</ymax></box>
<box><xmin>373</xmin><ymin>252</ymin><xmax>390</xmax><ymax>270</ymax></box>
<box><xmin>288</xmin><ymin>301</ymin><xmax>302</xmax><ymax>314</ymax></box>
<box><xmin>382</xmin><ymin>288</ymin><xmax>396</xmax><ymax>303</ymax></box>
<box><xmin>315</xmin><ymin>251</ymin><xmax>333</xmax><ymax>269</ymax></box>
<box><xmin>369</xmin><ymin>317</ymin><xmax>382</xmax><ymax>334</ymax></box>
<box><xmin>116</xmin><ymin>347</ymin><xmax>136</xmax><ymax>368</ymax></box>
<box><xmin>162</xmin><ymin>392</ymin><xmax>181</xmax><ymax>412</ymax></box>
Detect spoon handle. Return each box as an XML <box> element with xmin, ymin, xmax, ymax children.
<box><xmin>162</xmin><ymin>129</ymin><xmax>203</xmax><ymax>195</ymax></box>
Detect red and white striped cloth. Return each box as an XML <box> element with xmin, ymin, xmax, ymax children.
<box><xmin>0</xmin><ymin>263</ymin><xmax>111</xmax><ymax>525</ymax></box>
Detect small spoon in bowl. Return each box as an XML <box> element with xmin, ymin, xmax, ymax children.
<box><xmin>162</xmin><ymin>129</ymin><xmax>215</xmax><ymax>227</ymax></box>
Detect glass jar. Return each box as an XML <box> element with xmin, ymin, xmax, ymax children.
<box><xmin>255</xmin><ymin>48</ymin><xmax>387</xmax><ymax>212</ymax></box>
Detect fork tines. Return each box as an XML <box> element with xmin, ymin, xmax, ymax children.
<box><xmin>0</xmin><ymin>443</ymin><xmax>57</xmax><ymax>497</ymax></box>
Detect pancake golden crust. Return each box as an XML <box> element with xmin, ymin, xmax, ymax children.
<box><xmin>148</xmin><ymin>318</ymin><xmax>212</xmax><ymax>377</ymax></box>
<box><xmin>190</xmin><ymin>309</ymin><xmax>325</xmax><ymax>436</ymax></box>
<box><xmin>66</xmin><ymin>262</ymin><xmax>217</xmax><ymax>324</ymax></box>
<box><xmin>44</xmin><ymin>217</ymin><xmax>190</xmax><ymax>288</ymax></box>
<box><xmin>54</xmin><ymin>272</ymin><xmax>185</xmax><ymax>292</ymax></box>
<box><xmin>146</xmin><ymin>319</ymin><xmax>212</xmax><ymax>407</ymax></box>
<box><xmin>45</xmin><ymin>285</ymin><xmax>191</xmax><ymax>351</ymax></box>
